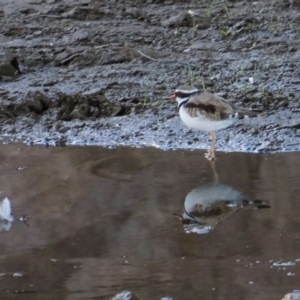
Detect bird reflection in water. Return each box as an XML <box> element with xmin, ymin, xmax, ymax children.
<box><xmin>174</xmin><ymin>161</ymin><xmax>271</xmax><ymax>234</ymax></box>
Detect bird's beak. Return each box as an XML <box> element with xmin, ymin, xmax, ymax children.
<box><xmin>169</xmin><ymin>94</ymin><xmax>176</xmax><ymax>101</ymax></box>
<box><xmin>173</xmin><ymin>212</ymin><xmax>183</xmax><ymax>221</ymax></box>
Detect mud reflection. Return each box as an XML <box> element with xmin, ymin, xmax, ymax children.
<box><xmin>175</xmin><ymin>161</ymin><xmax>271</xmax><ymax>234</ymax></box>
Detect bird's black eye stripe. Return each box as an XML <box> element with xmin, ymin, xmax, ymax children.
<box><xmin>175</xmin><ymin>91</ymin><xmax>193</xmax><ymax>98</ymax></box>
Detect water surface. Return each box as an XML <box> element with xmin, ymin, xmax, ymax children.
<box><xmin>0</xmin><ymin>144</ymin><xmax>299</xmax><ymax>299</ymax></box>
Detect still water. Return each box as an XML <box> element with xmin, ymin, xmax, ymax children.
<box><xmin>0</xmin><ymin>144</ymin><xmax>299</xmax><ymax>300</ymax></box>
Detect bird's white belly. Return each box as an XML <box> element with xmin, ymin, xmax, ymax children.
<box><xmin>184</xmin><ymin>184</ymin><xmax>243</xmax><ymax>211</ymax></box>
<box><xmin>179</xmin><ymin>107</ymin><xmax>236</xmax><ymax>132</ymax></box>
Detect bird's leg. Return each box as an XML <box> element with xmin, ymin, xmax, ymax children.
<box><xmin>208</xmin><ymin>160</ymin><xmax>219</xmax><ymax>186</ymax></box>
<box><xmin>205</xmin><ymin>131</ymin><xmax>217</xmax><ymax>160</ymax></box>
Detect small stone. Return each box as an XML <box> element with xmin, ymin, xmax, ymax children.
<box><xmin>250</xmin><ymin>128</ymin><xmax>259</xmax><ymax>135</ymax></box>
<box><xmin>111</xmin><ymin>290</ymin><xmax>140</xmax><ymax>300</ymax></box>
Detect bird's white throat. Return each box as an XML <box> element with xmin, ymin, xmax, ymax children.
<box><xmin>176</xmin><ymin>96</ymin><xmax>190</xmax><ymax>107</ymax></box>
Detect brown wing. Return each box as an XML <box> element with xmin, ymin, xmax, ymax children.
<box><xmin>189</xmin><ymin>201</ymin><xmax>240</xmax><ymax>227</ymax></box>
<box><xmin>184</xmin><ymin>92</ymin><xmax>261</xmax><ymax>120</ymax></box>
<box><xmin>184</xmin><ymin>92</ymin><xmax>234</xmax><ymax>120</ymax></box>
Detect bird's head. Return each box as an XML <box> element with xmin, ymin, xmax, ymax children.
<box><xmin>169</xmin><ymin>85</ymin><xmax>200</xmax><ymax>106</ymax></box>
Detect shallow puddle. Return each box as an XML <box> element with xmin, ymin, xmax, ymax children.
<box><xmin>0</xmin><ymin>144</ymin><xmax>299</xmax><ymax>300</ymax></box>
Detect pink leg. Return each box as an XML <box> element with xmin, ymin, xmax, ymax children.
<box><xmin>205</xmin><ymin>131</ymin><xmax>217</xmax><ymax>160</ymax></box>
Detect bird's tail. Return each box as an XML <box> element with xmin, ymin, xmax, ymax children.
<box><xmin>243</xmin><ymin>199</ymin><xmax>271</xmax><ymax>209</ymax></box>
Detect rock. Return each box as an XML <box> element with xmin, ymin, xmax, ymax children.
<box><xmin>161</xmin><ymin>13</ymin><xmax>181</xmax><ymax>27</ymax></box>
<box><xmin>110</xmin><ymin>106</ymin><xmax>124</xmax><ymax>117</ymax></box>
<box><xmin>26</xmin><ymin>0</ymin><xmax>44</xmax><ymax>3</ymax></box>
<box><xmin>123</xmin><ymin>8</ymin><xmax>143</xmax><ymax>19</ymax></box>
<box><xmin>250</xmin><ymin>128</ymin><xmax>259</xmax><ymax>135</ymax></box>
<box><xmin>70</xmin><ymin>104</ymin><xmax>90</xmax><ymax>120</ymax></box>
<box><xmin>62</xmin><ymin>7</ymin><xmax>81</xmax><ymax>18</ymax></box>
<box><xmin>89</xmin><ymin>106</ymin><xmax>100</xmax><ymax>118</ymax></box>
<box><xmin>2</xmin><ymin>39</ymin><xmax>28</xmax><ymax>48</ymax></box>
<box><xmin>191</xmin><ymin>42</ymin><xmax>219</xmax><ymax>51</ymax></box>
<box><xmin>61</xmin><ymin>5</ymin><xmax>106</xmax><ymax>20</ymax></box>
<box><xmin>0</xmin><ymin>56</ymin><xmax>21</xmax><ymax>79</ymax></box>
<box><xmin>111</xmin><ymin>290</ymin><xmax>140</xmax><ymax>300</ymax></box>
<box><xmin>68</xmin><ymin>29</ymin><xmax>89</xmax><ymax>43</ymax></box>
<box><xmin>127</xmin><ymin>46</ymin><xmax>169</xmax><ymax>61</ymax></box>
<box><xmin>161</xmin><ymin>11</ymin><xmax>210</xmax><ymax>29</ymax></box>
<box><xmin>24</xmin><ymin>91</ymin><xmax>49</xmax><ymax>114</ymax></box>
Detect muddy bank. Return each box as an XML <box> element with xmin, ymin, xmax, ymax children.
<box><xmin>0</xmin><ymin>0</ymin><xmax>300</xmax><ymax>153</ymax></box>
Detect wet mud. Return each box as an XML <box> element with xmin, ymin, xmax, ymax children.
<box><xmin>0</xmin><ymin>144</ymin><xmax>300</xmax><ymax>299</ymax></box>
<box><xmin>0</xmin><ymin>0</ymin><xmax>300</xmax><ymax>153</ymax></box>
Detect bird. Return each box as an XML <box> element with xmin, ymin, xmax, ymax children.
<box><xmin>173</xmin><ymin>182</ymin><xmax>270</xmax><ymax>234</ymax></box>
<box><xmin>169</xmin><ymin>85</ymin><xmax>261</xmax><ymax>160</ymax></box>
